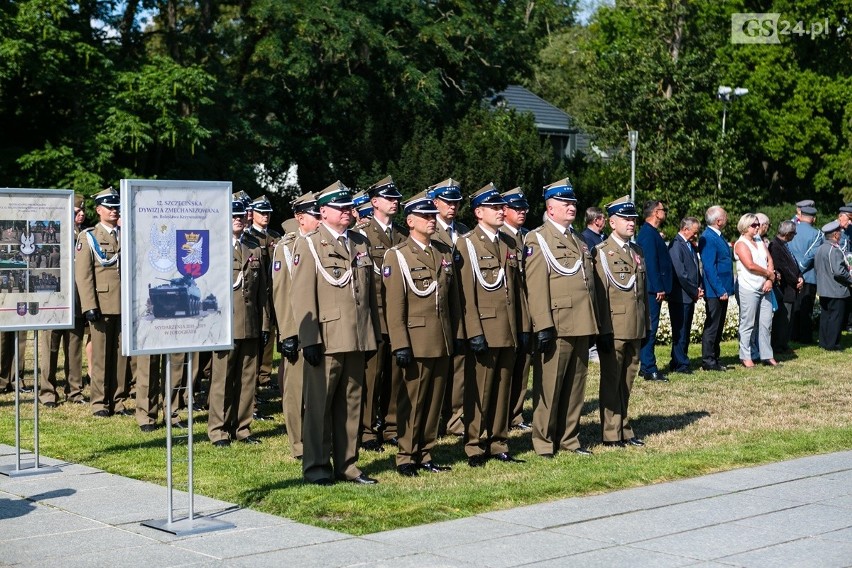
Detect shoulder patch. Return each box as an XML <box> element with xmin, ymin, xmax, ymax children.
<box><xmin>273</xmin><ymin>260</ymin><xmax>281</xmax><ymax>272</ymax></box>
<box><xmin>525</xmin><ymin>246</ymin><xmax>534</xmax><ymax>257</ymax></box>
<box><xmin>383</xmin><ymin>265</ymin><xmax>392</xmax><ymax>278</ymax></box>
<box><xmin>292</xmin><ymin>254</ymin><xmax>300</xmax><ymax>266</ymax></box>
<box><xmin>76</xmin><ymin>241</ymin><xmax>82</xmax><ymax>251</ymax></box>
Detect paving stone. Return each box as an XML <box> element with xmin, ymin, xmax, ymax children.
<box><xmin>364</xmin><ymin>517</ymin><xmax>533</xmax><ymax>551</ymax></box>
<box><xmin>759</xmin><ymin>451</ymin><xmax>852</xmax><ymax>477</ymax></box>
<box><xmin>4</xmin><ymin>526</ymin><xmax>156</xmax><ymax>565</ymax></box>
<box><xmin>678</xmin><ymin>466</ymin><xmax>806</xmax><ymax>492</ymax></box>
<box><xmin>173</xmin><ymin>523</ymin><xmax>348</xmax><ymax>559</ymax></box>
<box><xmin>810</xmin><ymin>526</ymin><xmax>852</xmax><ymax>543</ymax></box>
<box><xmin>632</xmin><ymin>523</ymin><xmax>799</xmax><ymax>561</ymax></box>
<box><xmin>222</xmin><ymin>536</ymin><xmax>406</xmax><ymax>567</ymax></box>
<box><xmin>521</xmin><ymin>544</ymin><xmax>697</xmax><ymax>567</ymax></box>
<box><xmin>432</xmin><ymin>528</ymin><xmax>609</xmax><ymax>568</ymax></box>
<box><xmin>33</xmin><ymin>543</ymin><xmax>214</xmax><ymax>568</ymax></box>
<box><xmin>739</xmin><ymin>476</ymin><xmax>851</xmax><ymax>504</ymax></box>
<box><xmin>0</xmin><ymin>509</ymin><xmax>103</xmax><ymax>541</ymax></box>
<box><xmin>732</xmin><ymin>503</ymin><xmax>852</xmax><ymax>538</ymax></box>
<box><xmin>720</xmin><ymin>535</ymin><xmax>852</xmax><ymax>568</ymax></box>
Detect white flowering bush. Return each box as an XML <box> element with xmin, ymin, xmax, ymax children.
<box><xmin>657</xmin><ymin>296</ymin><xmax>740</xmax><ymax>345</ymax></box>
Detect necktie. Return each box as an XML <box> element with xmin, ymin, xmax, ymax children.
<box><xmin>447</xmin><ymin>226</ymin><xmax>455</xmax><ymax>244</ymax></box>
<box><xmin>338</xmin><ymin>235</ymin><xmax>349</xmax><ymax>257</ymax></box>
<box><xmin>385</xmin><ymin>227</ymin><xmax>392</xmax><ymax>241</ymax></box>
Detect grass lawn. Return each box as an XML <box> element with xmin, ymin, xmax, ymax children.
<box><xmin>2</xmin><ymin>338</ymin><xmax>851</xmax><ymax>535</ymax></box>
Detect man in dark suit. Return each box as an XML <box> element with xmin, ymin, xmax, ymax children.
<box><xmin>636</xmin><ymin>200</ymin><xmax>672</xmax><ymax>382</ymax></box>
<box><xmin>698</xmin><ymin>206</ymin><xmax>735</xmax><ymax>371</ymax></box>
<box><xmin>668</xmin><ymin>217</ymin><xmax>702</xmax><ymax>374</ymax></box>
<box><xmin>580</xmin><ymin>206</ymin><xmax>607</xmax><ymax>251</ymax></box>
<box><xmin>768</xmin><ymin>220</ymin><xmax>803</xmax><ymax>353</ymax></box>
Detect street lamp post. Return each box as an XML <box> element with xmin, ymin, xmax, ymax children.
<box><xmin>716</xmin><ymin>85</ymin><xmax>748</xmax><ymax>192</ymax></box>
<box><xmin>628</xmin><ymin>130</ymin><xmax>638</xmax><ymax>206</ymax></box>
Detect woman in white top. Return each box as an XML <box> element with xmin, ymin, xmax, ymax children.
<box><xmin>734</xmin><ymin>213</ymin><xmax>777</xmax><ymax>367</ymax></box>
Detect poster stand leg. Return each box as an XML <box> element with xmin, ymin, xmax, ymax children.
<box><xmin>0</xmin><ymin>331</ymin><xmax>61</xmax><ymax>478</ymax></box>
<box><xmin>142</xmin><ymin>352</ymin><xmax>234</xmax><ymax>536</ymax></box>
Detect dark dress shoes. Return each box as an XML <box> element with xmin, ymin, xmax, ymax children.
<box><xmin>252</xmin><ymin>413</ymin><xmax>273</xmax><ymax>422</ymax></box>
<box><xmin>361</xmin><ymin>439</ymin><xmax>385</xmax><ymax>452</ymax></box>
<box><xmin>17</xmin><ymin>384</ymin><xmax>34</xmax><ymax>393</ymax></box>
<box><xmin>601</xmin><ymin>440</ymin><xmax>626</xmax><ymax>448</ymax></box>
<box><xmin>140</xmin><ymin>424</ymin><xmax>158</xmax><ymax>433</ymax></box>
<box><xmin>346</xmin><ymin>473</ymin><xmax>378</xmax><ymax>485</ymax></box>
<box><xmin>238</xmin><ymin>436</ymin><xmax>262</xmax><ymax>445</ymax></box>
<box><xmin>311</xmin><ymin>478</ymin><xmax>334</xmax><ymax>486</ymax></box>
<box><xmin>701</xmin><ymin>363</ymin><xmax>727</xmax><ymax>372</ymax></box>
<box><xmin>573</xmin><ymin>447</ymin><xmax>593</xmax><ymax>456</ymax></box>
<box><xmin>384</xmin><ymin>437</ymin><xmax>399</xmax><ymax>447</ymax></box>
<box><xmin>643</xmin><ymin>371</ymin><xmax>669</xmax><ymax>382</ymax></box>
<box><xmin>116</xmin><ymin>409</ymin><xmax>134</xmax><ymax>417</ymax></box>
<box><xmin>43</xmin><ymin>401</ymin><xmax>57</xmax><ymax>408</ymax></box>
<box><xmin>397</xmin><ymin>464</ymin><xmax>420</xmax><ymax>477</ymax></box>
<box><xmin>420</xmin><ymin>462</ymin><xmax>452</xmax><ymax>472</ymax></box>
<box><xmin>69</xmin><ymin>398</ymin><xmax>86</xmax><ymax>405</ymax></box>
<box><xmin>538</xmin><ymin>453</ymin><xmax>555</xmax><ymax>459</ymax></box>
<box><xmin>625</xmin><ymin>437</ymin><xmax>645</xmax><ymax>447</ymax></box>
<box><xmin>468</xmin><ymin>454</ymin><xmax>488</xmax><ymax>467</ymax></box>
<box><xmin>510</xmin><ymin>422</ymin><xmax>532</xmax><ymax>431</ymax></box>
<box><xmin>493</xmin><ymin>452</ymin><xmax>525</xmax><ymax>463</ymax></box>
<box><xmin>212</xmin><ymin>439</ymin><xmax>231</xmax><ymax>448</ymax></box>
<box><xmin>92</xmin><ymin>410</ymin><xmax>111</xmax><ymax>418</ymax></box>
<box><xmin>171</xmin><ymin>421</ymin><xmax>189</xmax><ymax>429</ymax></box>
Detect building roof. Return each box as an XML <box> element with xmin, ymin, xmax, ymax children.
<box><xmin>491</xmin><ymin>85</ymin><xmax>577</xmax><ymax>136</ymax></box>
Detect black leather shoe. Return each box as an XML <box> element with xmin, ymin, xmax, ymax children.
<box><xmin>643</xmin><ymin>371</ymin><xmax>669</xmax><ymax>382</ymax></box>
<box><xmin>140</xmin><ymin>424</ymin><xmax>158</xmax><ymax>433</ymax></box>
<box><xmin>238</xmin><ymin>436</ymin><xmax>262</xmax><ymax>445</ymax></box>
<box><xmin>92</xmin><ymin>410</ymin><xmax>111</xmax><ymax>418</ymax></box>
<box><xmin>384</xmin><ymin>436</ymin><xmax>399</xmax><ymax>447</ymax></box>
<box><xmin>68</xmin><ymin>398</ymin><xmax>86</xmax><ymax>405</ymax></box>
<box><xmin>252</xmin><ymin>413</ymin><xmax>273</xmax><ymax>422</ymax></box>
<box><xmin>701</xmin><ymin>363</ymin><xmax>727</xmax><ymax>372</ymax></box>
<box><xmin>116</xmin><ymin>409</ymin><xmax>134</xmax><ymax>417</ymax></box>
<box><xmin>43</xmin><ymin>401</ymin><xmax>57</xmax><ymax>408</ymax></box>
<box><xmin>493</xmin><ymin>452</ymin><xmax>526</xmax><ymax>463</ymax></box>
<box><xmin>510</xmin><ymin>422</ymin><xmax>532</xmax><ymax>431</ymax></box>
<box><xmin>397</xmin><ymin>464</ymin><xmax>420</xmax><ymax>477</ymax></box>
<box><xmin>212</xmin><ymin>439</ymin><xmax>231</xmax><ymax>447</ymax></box>
<box><xmin>17</xmin><ymin>384</ymin><xmax>34</xmax><ymax>393</ymax></box>
<box><xmin>420</xmin><ymin>461</ymin><xmax>452</xmax><ymax>472</ymax></box>
<box><xmin>573</xmin><ymin>447</ymin><xmax>593</xmax><ymax>456</ymax></box>
<box><xmin>601</xmin><ymin>440</ymin><xmax>626</xmax><ymax>448</ymax></box>
<box><xmin>625</xmin><ymin>437</ymin><xmax>645</xmax><ymax>447</ymax></box>
<box><xmin>468</xmin><ymin>455</ymin><xmax>488</xmax><ymax>467</ymax></box>
<box><xmin>311</xmin><ymin>478</ymin><xmax>333</xmax><ymax>486</ymax></box>
<box><xmin>538</xmin><ymin>453</ymin><xmax>555</xmax><ymax>459</ymax></box>
<box><xmin>346</xmin><ymin>473</ymin><xmax>378</xmax><ymax>485</ymax></box>
<box><xmin>361</xmin><ymin>439</ymin><xmax>385</xmax><ymax>452</ymax></box>
<box><xmin>171</xmin><ymin>421</ymin><xmax>189</xmax><ymax>429</ymax></box>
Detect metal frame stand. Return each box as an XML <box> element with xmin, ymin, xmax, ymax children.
<box><xmin>142</xmin><ymin>353</ymin><xmax>234</xmax><ymax>536</ymax></box>
<box><xmin>0</xmin><ymin>330</ymin><xmax>61</xmax><ymax>478</ymax></box>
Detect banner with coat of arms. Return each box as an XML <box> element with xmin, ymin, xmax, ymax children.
<box><xmin>0</xmin><ymin>189</ymin><xmax>74</xmax><ymax>331</ymax></box>
<box><xmin>120</xmin><ymin>180</ymin><xmax>233</xmax><ymax>355</ymax></box>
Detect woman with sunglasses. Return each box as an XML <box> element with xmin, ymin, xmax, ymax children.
<box><xmin>733</xmin><ymin>213</ymin><xmax>778</xmax><ymax>368</ymax></box>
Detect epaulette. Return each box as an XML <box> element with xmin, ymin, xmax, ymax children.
<box><xmin>460</xmin><ymin>230</ymin><xmax>475</xmax><ymax>239</ymax></box>
<box><xmin>281</xmin><ymin>231</ymin><xmax>297</xmax><ymax>244</ymax></box>
<box><xmin>305</xmin><ymin>228</ymin><xmax>320</xmax><ymax>237</ymax></box>
<box><xmin>354</xmin><ymin>220</ymin><xmax>371</xmax><ymax>231</ymax></box>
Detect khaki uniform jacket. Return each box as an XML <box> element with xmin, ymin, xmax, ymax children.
<box><xmin>432</xmin><ymin>220</ymin><xmax>470</xmax><ymax>252</ymax></box>
<box><xmin>457</xmin><ymin>226</ymin><xmax>530</xmax><ymax>348</ymax></box>
<box><xmin>356</xmin><ymin>218</ymin><xmax>408</xmax><ymax>334</ymax></box>
<box><xmin>75</xmin><ymin>224</ymin><xmax>121</xmax><ymax>315</ymax></box>
<box><xmin>524</xmin><ymin>221</ymin><xmax>598</xmax><ymax>337</ymax></box>
<box><xmin>272</xmin><ymin>232</ymin><xmax>298</xmax><ymax>338</ymax></box>
<box><xmin>291</xmin><ymin>224</ymin><xmax>380</xmax><ymax>353</ymax></box>
<box><xmin>593</xmin><ymin>237</ymin><xmax>650</xmax><ymax>340</ymax></box>
<box><xmin>382</xmin><ymin>237</ymin><xmax>462</xmax><ymax>358</ymax></box>
<box><xmin>501</xmin><ymin>225</ymin><xmax>531</xmax><ymax>331</ymax></box>
<box><xmin>233</xmin><ymin>234</ymin><xmax>269</xmax><ymax>340</ymax></box>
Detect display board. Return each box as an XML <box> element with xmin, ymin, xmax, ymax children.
<box><xmin>120</xmin><ymin>180</ymin><xmax>233</xmax><ymax>355</ymax></box>
<box><xmin>0</xmin><ymin>189</ymin><xmax>74</xmax><ymax>331</ymax></box>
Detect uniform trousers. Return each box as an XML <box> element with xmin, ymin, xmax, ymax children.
<box><xmin>89</xmin><ymin>315</ymin><xmax>128</xmax><ymax>414</ymax></box>
<box><xmin>302</xmin><ymin>351</ymin><xmax>365</xmax><ymax>483</ymax></box>
<box><xmin>208</xmin><ymin>338</ymin><xmax>258</xmax><ymax>443</ymax></box>
<box><xmin>0</xmin><ymin>331</ymin><xmax>27</xmax><ymax>390</ymax></box>
<box><xmin>361</xmin><ymin>337</ymin><xmax>401</xmax><ymax>444</ymax></box>
<box><xmin>133</xmin><ymin>354</ymin><xmax>185</xmax><ymax>426</ymax></box>
<box><xmin>278</xmin><ymin>355</ymin><xmax>304</xmax><ymax>458</ymax></box>
<box><xmin>257</xmin><ymin>322</ymin><xmax>275</xmax><ymax>386</ymax></box>
<box><xmin>599</xmin><ymin>338</ymin><xmax>639</xmax><ymax>442</ymax></box>
<box><xmin>38</xmin><ymin>320</ymin><xmax>85</xmax><ymax>404</ymax></box>
<box><xmin>465</xmin><ymin>347</ymin><xmax>515</xmax><ymax>457</ymax></box>
<box><xmin>441</xmin><ymin>349</ymin><xmax>468</xmax><ymax>436</ymax></box>
<box><xmin>396</xmin><ymin>356</ymin><xmax>449</xmax><ymax>466</ymax></box>
<box><xmin>508</xmin><ymin>350</ymin><xmax>531</xmax><ymax>428</ymax></box>
<box><xmin>818</xmin><ymin>296</ymin><xmax>848</xmax><ymax>350</ymax></box>
<box><xmin>532</xmin><ymin>335</ymin><xmax>589</xmax><ymax>455</ymax></box>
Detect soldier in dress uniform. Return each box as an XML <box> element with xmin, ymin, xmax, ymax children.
<box><xmin>355</xmin><ymin>175</ymin><xmax>408</xmax><ymax>452</ymax></box>
<box><xmin>457</xmin><ymin>184</ymin><xmax>530</xmax><ymax>466</ymax></box>
<box><xmin>75</xmin><ymin>187</ymin><xmax>130</xmax><ymax>417</ymax></box>
<box><xmin>351</xmin><ymin>191</ymin><xmax>371</xmax><ymax>224</ymax></box>
<box><xmin>291</xmin><ymin>181</ymin><xmax>381</xmax><ymax>485</ymax></box>
<box><xmin>247</xmin><ymin>195</ymin><xmax>280</xmax><ymax>395</ymax></box>
<box><xmin>593</xmin><ymin>196</ymin><xmax>649</xmax><ymax>448</ymax></box>
<box><xmin>500</xmin><ymin>187</ymin><xmax>533</xmax><ymax>432</ymax></box>
<box><xmin>524</xmin><ymin>178</ymin><xmax>598</xmax><ymax>457</ymax></box>
<box><xmin>383</xmin><ymin>191</ymin><xmax>461</xmax><ymax>476</ymax></box>
<box><xmin>38</xmin><ymin>193</ymin><xmax>87</xmax><ymax>406</ymax></box>
<box><xmin>271</xmin><ymin>191</ymin><xmax>321</xmax><ymax>460</ymax></box>
<box><xmin>207</xmin><ymin>198</ymin><xmax>269</xmax><ymax>447</ymax></box>
<box><xmin>428</xmin><ymin>178</ymin><xmax>469</xmax><ymax>437</ymax></box>
<box><xmin>133</xmin><ymin>353</ymin><xmax>187</xmax><ymax>432</ymax></box>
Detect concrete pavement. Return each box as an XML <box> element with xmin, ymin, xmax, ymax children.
<box><xmin>1</xmin><ymin>444</ymin><xmax>851</xmax><ymax>567</ymax></box>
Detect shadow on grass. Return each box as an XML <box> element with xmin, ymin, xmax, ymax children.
<box><xmin>631</xmin><ymin>410</ymin><xmax>710</xmax><ymax>437</ymax></box>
